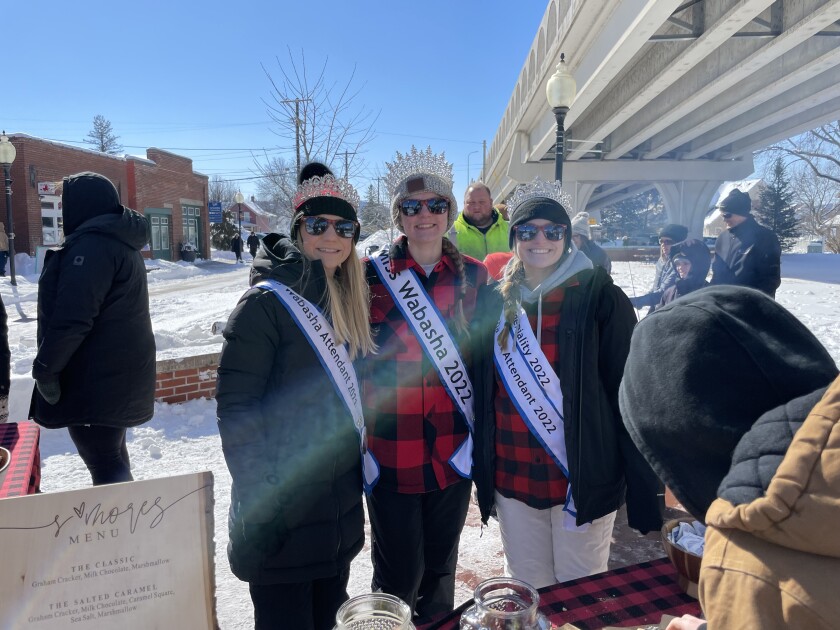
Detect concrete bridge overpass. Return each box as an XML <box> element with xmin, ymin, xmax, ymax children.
<box><xmin>483</xmin><ymin>0</ymin><xmax>840</xmax><ymax>236</ymax></box>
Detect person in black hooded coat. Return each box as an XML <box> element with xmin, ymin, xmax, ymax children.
<box><xmin>657</xmin><ymin>238</ymin><xmax>711</xmax><ymax>308</ymax></box>
<box><xmin>30</xmin><ymin>172</ymin><xmax>155</xmax><ymax>485</ymax></box>
<box><xmin>216</xmin><ymin>163</ymin><xmax>375</xmax><ymax>630</ymax></box>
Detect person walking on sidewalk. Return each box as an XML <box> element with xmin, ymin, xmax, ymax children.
<box><xmin>247</xmin><ymin>228</ymin><xmax>260</xmax><ymax>259</ymax></box>
<box><xmin>231</xmin><ymin>232</ymin><xmax>244</xmax><ymax>263</ymax></box>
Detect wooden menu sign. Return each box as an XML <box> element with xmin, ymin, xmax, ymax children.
<box><xmin>0</xmin><ymin>472</ymin><xmax>216</xmax><ymax>629</ymax></box>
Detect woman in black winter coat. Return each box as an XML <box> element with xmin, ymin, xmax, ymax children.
<box><xmin>216</xmin><ymin>164</ymin><xmax>375</xmax><ymax>630</ymax></box>
<box><xmin>30</xmin><ymin>172</ymin><xmax>155</xmax><ymax>486</ymax></box>
<box><xmin>657</xmin><ymin>238</ymin><xmax>712</xmax><ymax>309</ymax></box>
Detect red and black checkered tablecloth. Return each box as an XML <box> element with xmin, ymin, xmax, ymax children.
<box><xmin>421</xmin><ymin>557</ymin><xmax>702</xmax><ymax>629</ymax></box>
<box><xmin>0</xmin><ymin>422</ymin><xmax>41</xmax><ymax>498</ymax></box>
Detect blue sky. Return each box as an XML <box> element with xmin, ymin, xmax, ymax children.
<box><xmin>4</xmin><ymin>1</ymin><xmax>548</xmax><ymax>204</ymax></box>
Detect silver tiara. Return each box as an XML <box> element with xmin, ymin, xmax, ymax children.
<box><xmin>384</xmin><ymin>146</ymin><xmax>454</xmax><ymax>196</ymax></box>
<box><xmin>507</xmin><ymin>177</ymin><xmax>573</xmax><ymax>214</ymax></box>
<box><xmin>293</xmin><ymin>174</ymin><xmax>360</xmax><ymax>211</ymax></box>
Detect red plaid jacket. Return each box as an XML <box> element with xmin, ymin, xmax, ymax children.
<box><xmin>362</xmin><ymin>237</ymin><xmax>488</xmax><ymax>493</ymax></box>
<box><xmin>494</xmin><ymin>281</ymin><xmax>575</xmax><ymax>508</ymax></box>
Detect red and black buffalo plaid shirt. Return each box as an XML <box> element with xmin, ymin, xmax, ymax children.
<box><xmin>362</xmin><ymin>237</ymin><xmax>487</xmax><ymax>493</ymax></box>
<box><xmin>494</xmin><ymin>279</ymin><xmax>577</xmax><ymax>509</ymax></box>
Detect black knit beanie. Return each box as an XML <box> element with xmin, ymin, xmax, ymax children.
<box><xmin>507</xmin><ymin>197</ymin><xmax>572</xmax><ymax>249</ymax></box>
<box><xmin>719</xmin><ymin>189</ymin><xmax>752</xmax><ymax>216</ymax></box>
<box><xmin>619</xmin><ymin>285</ymin><xmax>838</xmax><ymax>521</ymax></box>
<box><xmin>659</xmin><ymin>224</ymin><xmax>688</xmax><ymax>242</ymax></box>
<box><xmin>290</xmin><ymin>162</ymin><xmax>359</xmax><ymax>242</ymax></box>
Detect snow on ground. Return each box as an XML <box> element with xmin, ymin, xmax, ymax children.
<box><xmin>3</xmin><ymin>249</ymin><xmax>839</xmax><ymax>629</ymax></box>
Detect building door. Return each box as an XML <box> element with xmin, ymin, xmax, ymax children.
<box><xmin>146</xmin><ymin>210</ymin><xmax>172</xmax><ymax>260</ymax></box>
<box><xmin>40</xmin><ymin>195</ymin><xmax>63</xmax><ymax>245</ymax></box>
<box><xmin>182</xmin><ymin>205</ymin><xmax>203</xmax><ymax>256</ymax></box>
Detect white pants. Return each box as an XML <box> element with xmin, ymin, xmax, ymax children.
<box><xmin>495</xmin><ymin>491</ymin><xmax>617</xmax><ymax>589</ymax></box>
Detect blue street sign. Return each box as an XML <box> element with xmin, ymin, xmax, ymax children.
<box><xmin>208</xmin><ymin>201</ymin><xmax>223</xmax><ymax>223</ymax></box>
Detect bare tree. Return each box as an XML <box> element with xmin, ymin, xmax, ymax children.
<box><xmin>253</xmin><ymin>154</ymin><xmax>297</xmax><ymax>232</ymax></box>
<box><xmin>766</xmin><ymin>121</ymin><xmax>840</xmax><ymax>185</ymax></box>
<box><xmin>360</xmin><ymin>183</ymin><xmax>391</xmax><ymax>233</ymax></box>
<box><xmin>209</xmin><ymin>175</ymin><xmax>237</xmax><ymax>205</ymax></box>
<box><xmin>789</xmin><ymin>163</ymin><xmax>840</xmax><ymax>238</ymax></box>
<box><xmin>84</xmin><ymin>115</ymin><xmax>123</xmax><ymax>154</ymax></box>
<box><xmin>261</xmin><ymin>48</ymin><xmax>378</xmax><ymax>178</ymax></box>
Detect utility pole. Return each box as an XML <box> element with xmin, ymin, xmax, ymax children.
<box><xmin>338</xmin><ymin>150</ymin><xmax>357</xmax><ymax>179</ymax></box>
<box><xmin>482</xmin><ymin>139</ymin><xmax>486</xmax><ymax>182</ymax></box>
<box><xmin>375</xmin><ymin>177</ymin><xmax>386</xmax><ymax>204</ymax></box>
<box><xmin>278</xmin><ymin>97</ymin><xmax>311</xmax><ymax>177</ymax></box>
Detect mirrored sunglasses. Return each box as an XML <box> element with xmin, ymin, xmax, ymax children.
<box><xmin>302</xmin><ymin>216</ymin><xmax>357</xmax><ymax>239</ymax></box>
<box><xmin>513</xmin><ymin>223</ymin><xmax>567</xmax><ymax>242</ymax></box>
<box><xmin>399</xmin><ymin>198</ymin><xmax>450</xmax><ymax>216</ymax></box>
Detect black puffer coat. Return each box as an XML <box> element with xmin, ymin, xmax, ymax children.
<box><xmin>472</xmin><ymin>267</ymin><xmax>663</xmax><ymax>533</ymax></box>
<box><xmin>216</xmin><ymin>233</ymin><xmax>364</xmax><ymax>584</ymax></box>
<box><xmin>30</xmin><ymin>172</ymin><xmax>155</xmax><ymax>428</ymax></box>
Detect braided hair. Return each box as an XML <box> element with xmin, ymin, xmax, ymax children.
<box><xmin>440</xmin><ymin>237</ymin><xmax>469</xmax><ymax>335</ymax></box>
<box><xmin>496</xmin><ymin>255</ymin><xmax>527</xmax><ymax>348</ymax></box>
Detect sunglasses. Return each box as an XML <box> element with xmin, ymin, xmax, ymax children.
<box><xmin>302</xmin><ymin>216</ymin><xmax>358</xmax><ymax>239</ymax></box>
<box><xmin>399</xmin><ymin>198</ymin><xmax>450</xmax><ymax>216</ymax></box>
<box><xmin>721</xmin><ymin>212</ymin><xmax>733</xmax><ymax>219</ymax></box>
<box><xmin>659</xmin><ymin>238</ymin><xmax>674</xmax><ymax>245</ymax></box>
<box><xmin>513</xmin><ymin>223</ymin><xmax>567</xmax><ymax>242</ymax></box>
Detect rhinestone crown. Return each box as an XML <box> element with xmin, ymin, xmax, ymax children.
<box><xmin>507</xmin><ymin>177</ymin><xmax>573</xmax><ymax>214</ymax></box>
<box><xmin>293</xmin><ymin>174</ymin><xmax>360</xmax><ymax>211</ymax></box>
<box><xmin>384</xmin><ymin>146</ymin><xmax>454</xmax><ymax>197</ymax></box>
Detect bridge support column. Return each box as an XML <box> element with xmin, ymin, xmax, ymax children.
<box><xmin>656</xmin><ymin>180</ymin><xmax>723</xmax><ymax>238</ymax></box>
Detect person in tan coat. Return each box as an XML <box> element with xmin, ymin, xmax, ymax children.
<box><xmin>619</xmin><ymin>285</ymin><xmax>839</xmax><ymax>630</ymax></box>
<box><xmin>696</xmin><ymin>375</ymin><xmax>840</xmax><ymax>629</ymax></box>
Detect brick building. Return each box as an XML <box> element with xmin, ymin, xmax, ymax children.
<box><xmin>227</xmin><ymin>196</ymin><xmax>276</xmax><ymax>234</ymax></box>
<box><xmin>4</xmin><ymin>133</ymin><xmax>209</xmax><ymax>261</ymax></box>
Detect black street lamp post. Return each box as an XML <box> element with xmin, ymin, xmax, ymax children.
<box><xmin>545</xmin><ymin>54</ymin><xmax>577</xmax><ymax>185</ymax></box>
<box><xmin>0</xmin><ymin>133</ymin><xmax>17</xmax><ymax>286</ymax></box>
<box><xmin>233</xmin><ymin>190</ymin><xmax>244</xmax><ymax>238</ymax></box>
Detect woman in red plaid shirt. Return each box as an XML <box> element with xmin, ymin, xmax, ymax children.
<box><xmin>471</xmin><ymin>178</ymin><xmax>662</xmax><ymax>589</ymax></box>
<box><xmin>360</xmin><ymin>147</ymin><xmax>488</xmax><ymax>621</ymax></box>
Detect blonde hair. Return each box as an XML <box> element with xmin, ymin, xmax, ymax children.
<box><xmin>295</xmin><ymin>234</ymin><xmax>376</xmax><ymax>360</ymax></box>
<box><xmin>496</xmin><ymin>255</ymin><xmax>526</xmax><ymax>348</ymax></box>
<box><xmin>441</xmin><ymin>237</ymin><xmax>469</xmax><ymax>335</ymax></box>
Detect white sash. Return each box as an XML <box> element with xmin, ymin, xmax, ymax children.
<box><xmin>493</xmin><ymin>307</ymin><xmax>587</xmax><ymax>531</ymax></box>
<box><xmin>255</xmin><ymin>280</ymin><xmax>380</xmax><ymax>494</ymax></box>
<box><xmin>370</xmin><ymin>251</ymin><xmax>474</xmax><ymax>478</ymax></box>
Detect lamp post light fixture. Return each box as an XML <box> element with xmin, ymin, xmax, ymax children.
<box><xmin>0</xmin><ymin>133</ymin><xmax>17</xmax><ymax>286</ymax></box>
<box><xmin>233</xmin><ymin>190</ymin><xmax>245</xmax><ymax>239</ymax></box>
<box><xmin>545</xmin><ymin>53</ymin><xmax>577</xmax><ymax>185</ymax></box>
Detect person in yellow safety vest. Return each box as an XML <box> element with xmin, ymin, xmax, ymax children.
<box><xmin>447</xmin><ymin>183</ymin><xmax>509</xmax><ymax>260</ymax></box>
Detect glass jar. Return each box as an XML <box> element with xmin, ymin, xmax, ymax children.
<box><xmin>334</xmin><ymin>593</ymin><xmax>416</xmax><ymax>630</ymax></box>
<box><xmin>460</xmin><ymin>578</ymin><xmax>552</xmax><ymax>630</ymax></box>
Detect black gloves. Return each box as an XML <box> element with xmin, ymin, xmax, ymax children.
<box><xmin>36</xmin><ymin>379</ymin><xmax>61</xmax><ymax>405</ymax></box>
